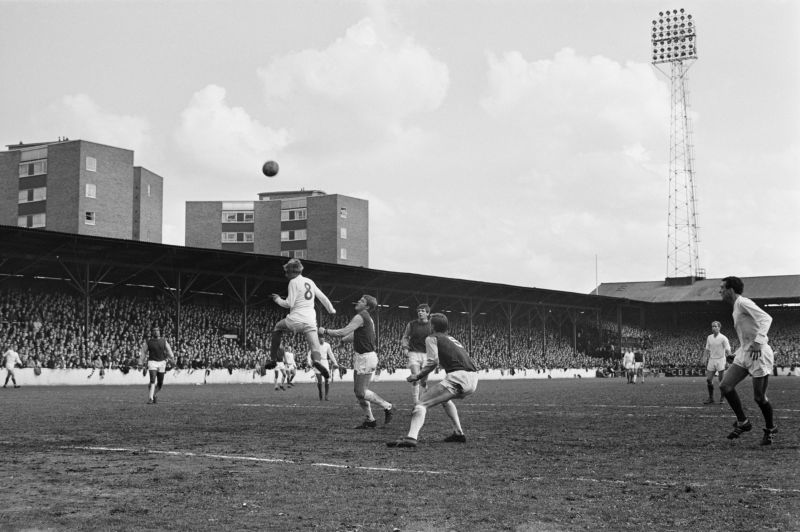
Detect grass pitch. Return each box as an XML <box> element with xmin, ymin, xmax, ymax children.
<box><xmin>0</xmin><ymin>377</ymin><xmax>798</xmax><ymax>531</ymax></box>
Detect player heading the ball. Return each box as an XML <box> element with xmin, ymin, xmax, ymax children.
<box><xmin>266</xmin><ymin>258</ymin><xmax>336</xmax><ymax>379</ymax></box>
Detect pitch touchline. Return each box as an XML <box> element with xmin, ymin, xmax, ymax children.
<box><xmin>65</xmin><ymin>446</ymin><xmax>447</xmax><ymax>475</ymax></box>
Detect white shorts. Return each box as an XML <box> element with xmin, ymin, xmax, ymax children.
<box><xmin>147</xmin><ymin>360</ymin><xmax>167</xmax><ymax>373</ymax></box>
<box><xmin>634</xmin><ymin>362</ymin><xmax>643</xmax><ymax>370</ymax></box>
<box><xmin>285</xmin><ymin>363</ymin><xmax>297</xmax><ymax>371</ymax></box>
<box><xmin>706</xmin><ymin>357</ymin><xmax>726</xmax><ymax>373</ymax></box>
<box><xmin>407</xmin><ymin>351</ymin><xmax>427</xmax><ymax>370</ymax></box>
<box><xmin>274</xmin><ymin>362</ymin><xmax>286</xmax><ymax>371</ymax></box>
<box><xmin>312</xmin><ymin>360</ymin><xmax>330</xmax><ymax>376</ymax></box>
<box><xmin>732</xmin><ymin>345</ymin><xmax>774</xmax><ymax>378</ymax></box>
<box><xmin>438</xmin><ymin>370</ymin><xmax>478</xmax><ymax>398</ymax></box>
<box><xmin>353</xmin><ymin>352</ymin><xmax>378</xmax><ymax>375</ymax></box>
<box><xmin>278</xmin><ymin>315</ymin><xmax>317</xmax><ymax>335</ymax></box>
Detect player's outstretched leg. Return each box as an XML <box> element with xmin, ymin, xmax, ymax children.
<box><xmin>265</xmin><ymin>329</ymin><xmax>282</xmax><ymax>370</ymax></box>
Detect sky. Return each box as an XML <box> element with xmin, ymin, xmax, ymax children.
<box><xmin>1</xmin><ymin>0</ymin><xmax>798</xmax><ymax>294</ymax></box>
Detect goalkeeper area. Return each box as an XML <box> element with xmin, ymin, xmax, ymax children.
<box><xmin>1</xmin><ymin>378</ymin><xmax>798</xmax><ymax>531</ymax></box>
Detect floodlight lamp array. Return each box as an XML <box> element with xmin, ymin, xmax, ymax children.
<box><xmin>651</xmin><ymin>8</ymin><xmax>697</xmax><ymax>64</ymax></box>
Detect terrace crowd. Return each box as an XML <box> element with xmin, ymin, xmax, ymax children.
<box><xmin>1</xmin><ymin>283</ymin><xmax>798</xmax><ymax>375</ymax></box>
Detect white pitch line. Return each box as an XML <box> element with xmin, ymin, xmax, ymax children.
<box><xmin>56</xmin><ymin>446</ymin><xmax>800</xmax><ymax>492</ymax></box>
<box><xmin>521</xmin><ymin>476</ymin><xmax>800</xmax><ymax>494</ymax></box>
<box><xmin>65</xmin><ymin>446</ymin><xmax>446</xmax><ymax>475</ymax></box>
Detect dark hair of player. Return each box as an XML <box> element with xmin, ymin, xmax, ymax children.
<box><xmin>430</xmin><ymin>313</ymin><xmax>448</xmax><ymax>333</ymax></box>
<box><xmin>721</xmin><ymin>276</ymin><xmax>744</xmax><ymax>294</ymax></box>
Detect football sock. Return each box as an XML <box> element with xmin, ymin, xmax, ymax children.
<box><xmin>359</xmin><ymin>399</ymin><xmax>374</xmax><ymax>421</ymax></box>
<box><xmin>442</xmin><ymin>400</ymin><xmax>463</xmax><ymax>435</ymax></box>
<box><xmin>758</xmin><ymin>400</ymin><xmax>774</xmax><ymax>429</ymax></box>
<box><xmin>724</xmin><ymin>390</ymin><xmax>747</xmax><ymax>422</ymax></box>
<box><xmin>707</xmin><ymin>381</ymin><xmax>714</xmax><ymax>399</ymax></box>
<box><xmin>411</xmin><ymin>382</ymin><xmax>420</xmax><ymax>403</ymax></box>
<box><xmin>408</xmin><ymin>404</ymin><xmax>427</xmax><ymax>440</ymax></box>
<box><xmin>269</xmin><ymin>331</ymin><xmax>282</xmax><ymax>361</ymax></box>
<box><xmin>364</xmin><ymin>390</ymin><xmax>391</xmax><ymax>410</ymax></box>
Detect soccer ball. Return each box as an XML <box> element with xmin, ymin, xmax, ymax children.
<box><xmin>262</xmin><ymin>160</ymin><xmax>279</xmax><ymax>177</ymax></box>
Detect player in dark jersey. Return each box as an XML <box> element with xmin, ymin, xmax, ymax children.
<box><xmin>320</xmin><ymin>295</ymin><xmax>394</xmax><ymax>429</ymax></box>
<box><xmin>139</xmin><ymin>326</ymin><xmax>175</xmax><ymax>404</ymax></box>
<box><xmin>401</xmin><ymin>303</ymin><xmax>433</xmax><ymax>403</ymax></box>
<box><xmin>387</xmin><ymin>313</ymin><xmax>478</xmax><ymax>448</ymax></box>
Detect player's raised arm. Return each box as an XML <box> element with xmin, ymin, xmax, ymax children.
<box><xmin>315</xmin><ymin>285</ymin><xmax>336</xmax><ymax>315</ymax></box>
<box><xmin>321</xmin><ymin>314</ymin><xmax>364</xmax><ymax>339</ymax></box>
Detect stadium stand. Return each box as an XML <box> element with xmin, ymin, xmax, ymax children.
<box><xmin>1</xmin><ymin>225</ymin><xmax>798</xmax><ymax>377</ymax></box>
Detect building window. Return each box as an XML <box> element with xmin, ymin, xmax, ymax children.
<box><xmin>18</xmin><ymin>160</ymin><xmax>47</xmax><ymax>177</ymax></box>
<box><xmin>20</xmin><ymin>147</ymin><xmax>47</xmax><ymax>161</ymax></box>
<box><xmin>280</xmin><ymin>250</ymin><xmax>306</xmax><ymax>259</ymax></box>
<box><xmin>340</xmin><ymin>227</ymin><xmax>347</xmax><ymax>239</ymax></box>
<box><xmin>86</xmin><ymin>156</ymin><xmax>97</xmax><ymax>172</ymax></box>
<box><xmin>18</xmin><ymin>214</ymin><xmax>46</xmax><ymax>228</ymax></box>
<box><xmin>18</xmin><ymin>187</ymin><xmax>47</xmax><ymax>203</ymax></box>
<box><xmin>280</xmin><ymin>208</ymin><xmax>307</xmax><ymax>221</ymax></box>
<box><xmin>340</xmin><ymin>207</ymin><xmax>348</xmax><ymax>219</ymax></box>
<box><xmin>222</xmin><ymin>211</ymin><xmax>254</xmax><ymax>223</ymax></box>
<box><xmin>340</xmin><ymin>248</ymin><xmax>347</xmax><ymax>260</ymax></box>
<box><xmin>280</xmin><ymin>229</ymin><xmax>307</xmax><ymax>242</ymax></box>
<box><xmin>85</xmin><ymin>211</ymin><xmax>96</xmax><ymax>225</ymax></box>
<box><xmin>147</xmin><ymin>184</ymin><xmax>151</xmax><ymax>197</ymax></box>
<box><xmin>86</xmin><ymin>184</ymin><xmax>96</xmax><ymax>198</ymax></box>
<box><xmin>221</xmin><ymin>232</ymin><xmax>253</xmax><ymax>243</ymax></box>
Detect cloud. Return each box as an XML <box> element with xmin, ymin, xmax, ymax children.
<box><xmin>481</xmin><ymin>48</ymin><xmax>668</xmax><ymax>150</ymax></box>
<box><xmin>174</xmin><ymin>84</ymin><xmax>289</xmax><ymax>176</ymax></box>
<box><xmin>37</xmin><ymin>94</ymin><xmax>152</xmax><ymax>159</ymax></box>
<box><xmin>257</xmin><ymin>17</ymin><xmax>449</xmax><ymax>150</ymax></box>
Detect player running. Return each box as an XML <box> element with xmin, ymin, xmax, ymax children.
<box><xmin>139</xmin><ymin>326</ymin><xmax>176</xmax><ymax>404</ymax></box>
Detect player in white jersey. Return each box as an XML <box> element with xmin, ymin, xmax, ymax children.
<box><xmin>283</xmin><ymin>347</ymin><xmax>297</xmax><ymax>387</ymax></box>
<box><xmin>308</xmin><ymin>334</ymin><xmax>339</xmax><ymax>401</ymax></box>
<box><xmin>718</xmin><ymin>276</ymin><xmax>777</xmax><ymax>445</ymax></box>
<box><xmin>266</xmin><ymin>259</ymin><xmax>336</xmax><ymax>380</ymax></box>
<box><xmin>701</xmin><ymin>321</ymin><xmax>732</xmax><ymax>404</ymax></box>
<box><xmin>622</xmin><ymin>350</ymin><xmax>635</xmax><ymax>384</ymax></box>
<box><xmin>3</xmin><ymin>344</ymin><xmax>23</xmax><ymax>388</ymax></box>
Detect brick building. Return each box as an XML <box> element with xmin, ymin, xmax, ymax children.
<box><xmin>185</xmin><ymin>190</ymin><xmax>368</xmax><ymax>267</ymax></box>
<box><xmin>0</xmin><ymin>139</ymin><xmax>163</xmax><ymax>243</ymax></box>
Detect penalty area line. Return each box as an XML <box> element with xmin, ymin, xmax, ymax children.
<box><xmin>65</xmin><ymin>446</ymin><xmax>447</xmax><ymax>475</ymax></box>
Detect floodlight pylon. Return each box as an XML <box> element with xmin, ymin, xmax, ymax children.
<box><xmin>651</xmin><ymin>8</ymin><xmax>704</xmax><ymax>281</ymax></box>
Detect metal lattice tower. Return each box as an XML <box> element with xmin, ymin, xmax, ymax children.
<box><xmin>651</xmin><ymin>9</ymin><xmax>704</xmax><ymax>280</ymax></box>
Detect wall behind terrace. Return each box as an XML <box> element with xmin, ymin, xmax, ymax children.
<box><xmin>7</xmin><ymin>367</ymin><xmax>600</xmax><ymax>386</ymax></box>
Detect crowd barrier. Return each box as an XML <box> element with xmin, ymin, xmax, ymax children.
<box><xmin>4</xmin><ymin>367</ymin><xmax>597</xmax><ymax>386</ymax></box>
